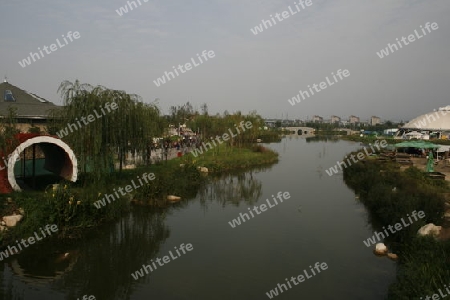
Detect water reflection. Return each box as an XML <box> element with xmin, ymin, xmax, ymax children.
<box><xmin>198</xmin><ymin>171</ymin><xmax>263</xmax><ymax>208</ymax></box>
<box><xmin>0</xmin><ymin>208</ymin><xmax>170</xmax><ymax>300</ymax></box>
<box><xmin>306</xmin><ymin>135</ymin><xmax>339</xmax><ymax>143</ymax></box>
<box><xmin>0</xmin><ymin>138</ymin><xmax>397</xmax><ymax>300</ymax></box>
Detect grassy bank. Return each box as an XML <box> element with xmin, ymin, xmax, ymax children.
<box><xmin>343</xmin><ymin>158</ymin><xmax>450</xmax><ymax>299</ymax></box>
<box><xmin>180</xmin><ymin>144</ymin><xmax>279</xmax><ymax>173</ymax></box>
<box><xmin>341</xmin><ymin>134</ymin><xmax>450</xmax><ymax>146</ymax></box>
<box><xmin>315</xmin><ymin>130</ymin><xmax>349</xmax><ymax>135</ymax></box>
<box><xmin>0</xmin><ymin>144</ymin><xmax>278</xmax><ymax>246</ymax></box>
<box><xmin>257</xmin><ymin>130</ymin><xmax>282</xmax><ymax>143</ymax></box>
<box><xmin>340</xmin><ymin>135</ymin><xmax>398</xmax><ymax>144</ymax></box>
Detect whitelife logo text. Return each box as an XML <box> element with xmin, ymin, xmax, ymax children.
<box><xmin>325</xmin><ymin>140</ymin><xmax>388</xmax><ymax>176</ymax></box>
<box><xmin>0</xmin><ymin>224</ymin><xmax>58</xmax><ymax>261</ymax></box>
<box><xmin>18</xmin><ymin>31</ymin><xmax>81</xmax><ymax>68</ymax></box>
<box><xmin>288</xmin><ymin>69</ymin><xmax>350</xmax><ymax>106</ymax></box>
<box><xmin>228</xmin><ymin>192</ymin><xmax>291</xmax><ymax>228</ymax></box>
<box><xmin>412</xmin><ymin>107</ymin><xmax>449</xmax><ymax>129</ymax></box>
<box><xmin>56</xmin><ymin>102</ymin><xmax>118</xmax><ymax>139</ymax></box>
<box><xmin>376</xmin><ymin>22</ymin><xmax>439</xmax><ymax>59</ymax></box>
<box><xmin>93</xmin><ymin>172</ymin><xmax>156</xmax><ymax>209</ymax></box>
<box><xmin>265</xmin><ymin>262</ymin><xmax>328</xmax><ymax>298</ymax></box>
<box><xmin>131</xmin><ymin>243</ymin><xmax>193</xmax><ymax>280</ymax></box>
<box><xmin>191</xmin><ymin>121</ymin><xmax>253</xmax><ymax>157</ymax></box>
<box><xmin>363</xmin><ymin>210</ymin><xmax>425</xmax><ymax>247</ymax></box>
<box><xmin>115</xmin><ymin>0</ymin><xmax>150</xmax><ymax>16</ymax></box>
<box><xmin>251</xmin><ymin>0</ymin><xmax>313</xmax><ymax>35</ymax></box>
<box><xmin>153</xmin><ymin>50</ymin><xmax>215</xmax><ymax>87</ymax></box>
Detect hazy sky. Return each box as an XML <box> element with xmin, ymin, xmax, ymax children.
<box><xmin>1</xmin><ymin>0</ymin><xmax>449</xmax><ymax>122</ymax></box>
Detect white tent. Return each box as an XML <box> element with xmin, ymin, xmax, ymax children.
<box><xmin>403</xmin><ymin>106</ymin><xmax>450</xmax><ymax>131</ymax></box>
<box><xmin>404</xmin><ymin>131</ymin><xmax>423</xmax><ymax>139</ymax></box>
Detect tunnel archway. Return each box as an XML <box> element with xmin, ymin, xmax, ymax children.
<box><xmin>6</xmin><ymin>135</ymin><xmax>77</xmax><ymax>192</ymax></box>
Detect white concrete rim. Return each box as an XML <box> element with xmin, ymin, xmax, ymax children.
<box><xmin>7</xmin><ymin>136</ymin><xmax>78</xmax><ymax>191</ymax></box>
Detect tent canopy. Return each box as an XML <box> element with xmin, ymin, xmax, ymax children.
<box><xmin>395</xmin><ymin>141</ymin><xmax>439</xmax><ymax>149</ymax></box>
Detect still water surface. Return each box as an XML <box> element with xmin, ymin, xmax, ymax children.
<box><xmin>0</xmin><ymin>137</ymin><xmax>396</xmax><ymax>300</ymax></box>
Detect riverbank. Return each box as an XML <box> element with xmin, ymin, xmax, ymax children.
<box><xmin>343</xmin><ymin>155</ymin><xmax>450</xmax><ymax>299</ymax></box>
<box><xmin>0</xmin><ymin>144</ymin><xmax>278</xmax><ymax>249</ymax></box>
<box><xmin>339</xmin><ymin>135</ymin><xmax>397</xmax><ymax>144</ymax></box>
<box><xmin>340</xmin><ymin>134</ymin><xmax>450</xmax><ymax>147</ymax></box>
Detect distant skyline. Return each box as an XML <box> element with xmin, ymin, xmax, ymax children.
<box><xmin>1</xmin><ymin>0</ymin><xmax>449</xmax><ymax>121</ymax></box>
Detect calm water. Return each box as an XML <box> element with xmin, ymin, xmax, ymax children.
<box><xmin>0</xmin><ymin>137</ymin><xmax>396</xmax><ymax>300</ymax></box>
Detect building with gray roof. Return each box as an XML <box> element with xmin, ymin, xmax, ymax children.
<box><xmin>0</xmin><ymin>79</ymin><xmax>59</xmax><ymax>132</ymax></box>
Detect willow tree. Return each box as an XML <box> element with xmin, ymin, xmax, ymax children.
<box><xmin>0</xmin><ymin>107</ymin><xmax>20</xmax><ymax>156</ymax></box>
<box><xmin>49</xmin><ymin>80</ymin><xmax>163</xmax><ymax>182</ymax></box>
<box><xmin>110</xmin><ymin>92</ymin><xmax>162</xmax><ymax>170</ymax></box>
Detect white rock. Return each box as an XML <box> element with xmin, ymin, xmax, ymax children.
<box><xmin>374</xmin><ymin>243</ymin><xmax>388</xmax><ymax>255</ymax></box>
<box><xmin>3</xmin><ymin>215</ymin><xmax>23</xmax><ymax>227</ymax></box>
<box><xmin>198</xmin><ymin>167</ymin><xmax>208</xmax><ymax>173</ymax></box>
<box><xmin>124</xmin><ymin>164</ymin><xmax>136</xmax><ymax>169</ymax></box>
<box><xmin>167</xmin><ymin>195</ymin><xmax>181</xmax><ymax>201</ymax></box>
<box><xmin>417</xmin><ymin>223</ymin><xmax>442</xmax><ymax>237</ymax></box>
<box><xmin>180</xmin><ymin>164</ymin><xmax>185</xmax><ymax>167</ymax></box>
<box><xmin>387</xmin><ymin>253</ymin><xmax>398</xmax><ymax>260</ymax></box>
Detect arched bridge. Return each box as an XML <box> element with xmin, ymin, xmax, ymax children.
<box><xmin>284</xmin><ymin>127</ymin><xmax>315</xmax><ymax>136</ymax></box>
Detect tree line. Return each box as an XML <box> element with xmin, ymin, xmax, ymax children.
<box><xmin>47</xmin><ymin>80</ymin><xmax>275</xmax><ymax>181</ymax></box>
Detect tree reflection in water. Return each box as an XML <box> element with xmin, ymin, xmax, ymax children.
<box><xmin>198</xmin><ymin>170</ymin><xmax>264</xmax><ymax>208</ymax></box>
<box><xmin>0</xmin><ymin>166</ymin><xmax>272</xmax><ymax>300</ymax></box>
<box><xmin>0</xmin><ymin>208</ymin><xmax>170</xmax><ymax>300</ymax></box>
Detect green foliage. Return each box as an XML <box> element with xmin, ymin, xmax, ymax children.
<box><xmin>133</xmin><ymin>163</ymin><xmax>202</xmax><ymax>204</ymax></box>
<box><xmin>4</xmin><ymin>181</ymin><xmax>129</xmax><ymax>239</ymax></box>
<box><xmin>49</xmin><ymin>80</ymin><xmax>163</xmax><ymax>182</ymax></box>
<box><xmin>257</xmin><ymin>129</ymin><xmax>282</xmax><ymax>143</ymax></box>
<box><xmin>187</xmin><ymin>109</ymin><xmax>267</xmax><ymax>146</ymax></box>
<box><xmin>343</xmin><ymin>159</ymin><xmax>450</xmax><ymax>299</ymax></box>
<box><xmin>28</xmin><ymin>126</ymin><xmax>41</xmax><ymax>134</ymax></box>
<box><xmin>340</xmin><ymin>135</ymin><xmax>397</xmax><ymax>145</ymax></box>
<box><xmin>183</xmin><ymin>143</ymin><xmax>278</xmax><ymax>173</ymax></box>
<box><xmin>0</xmin><ymin>107</ymin><xmax>20</xmax><ymax>154</ymax></box>
<box><xmin>169</xmin><ymin>101</ymin><xmax>195</xmax><ymax>125</ymax></box>
<box><xmin>388</xmin><ymin>237</ymin><xmax>450</xmax><ymax>299</ymax></box>
<box><xmin>252</xmin><ymin>145</ymin><xmax>267</xmax><ymax>152</ymax></box>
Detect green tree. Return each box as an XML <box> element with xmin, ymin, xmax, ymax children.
<box><xmin>50</xmin><ymin>80</ymin><xmax>163</xmax><ymax>183</ymax></box>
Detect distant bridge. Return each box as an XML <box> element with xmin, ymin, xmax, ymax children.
<box><xmin>283</xmin><ymin>127</ymin><xmax>315</xmax><ymax>136</ymax></box>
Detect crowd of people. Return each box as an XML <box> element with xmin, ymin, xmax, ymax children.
<box><xmin>150</xmin><ymin>135</ymin><xmax>201</xmax><ymax>161</ymax></box>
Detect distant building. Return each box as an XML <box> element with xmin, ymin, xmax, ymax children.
<box><xmin>281</xmin><ymin>119</ymin><xmax>295</xmax><ymax>126</ymax></box>
<box><xmin>370</xmin><ymin>116</ymin><xmax>381</xmax><ymax>126</ymax></box>
<box><xmin>0</xmin><ymin>79</ymin><xmax>59</xmax><ymax>133</ymax></box>
<box><xmin>264</xmin><ymin>120</ymin><xmax>276</xmax><ymax>128</ymax></box>
<box><xmin>348</xmin><ymin>115</ymin><xmax>360</xmax><ymax>124</ymax></box>
<box><xmin>312</xmin><ymin>115</ymin><xmax>323</xmax><ymax>123</ymax></box>
<box><xmin>330</xmin><ymin>115</ymin><xmax>341</xmax><ymax>124</ymax></box>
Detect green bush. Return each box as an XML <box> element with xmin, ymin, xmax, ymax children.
<box><xmin>343</xmin><ymin>159</ymin><xmax>449</xmax><ymax>299</ymax></box>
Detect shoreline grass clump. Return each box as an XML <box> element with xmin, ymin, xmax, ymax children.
<box><xmin>343</xmin><ymin>158</ymin><xmax>449</xmax><ymax>299</ymax></box>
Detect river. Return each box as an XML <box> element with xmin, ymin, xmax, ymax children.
<box><xmin>0</xmin><ymin>136</ymin><xmax>396</xmax><ymax>300</ymax></box>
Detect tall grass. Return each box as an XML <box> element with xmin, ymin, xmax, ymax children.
<box><xmin>343</xmin><ymin>159</ymin><xmax>449</xmax><ymax>299</ymax></box>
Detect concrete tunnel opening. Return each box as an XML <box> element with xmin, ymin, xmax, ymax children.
<box><xmin>6</xmin><ymin>136</ymin><xmax>77</xmax><ymax>192</ymax></box>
